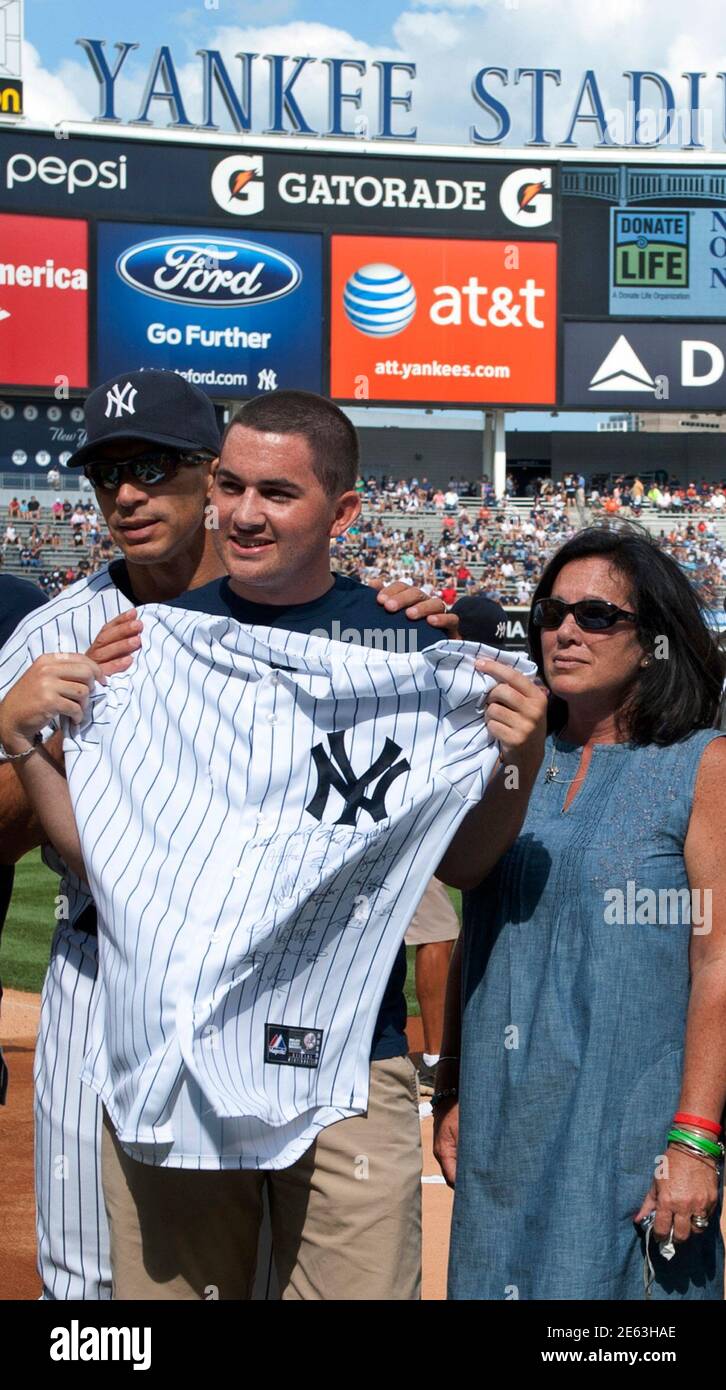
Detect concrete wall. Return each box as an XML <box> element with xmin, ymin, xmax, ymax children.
<box><xmin>358</xmin><ymin>426</ymin><xmax>726</xmax><ymax>486</ymax></box>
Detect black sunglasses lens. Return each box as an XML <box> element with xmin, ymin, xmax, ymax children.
<box><xmin>534</xmin><ymin>599</ymin><xmax>565</xmax><ymax>629</ymax></box>
<box><xmin>132</xmin><ymin>459</ymin><xmax>169</xmax><ymax>484</ymax></box>
<box><xmin>575</xmin><ymin>602</ymin><xmax>618</xmax><ymax>630</ymax></box>
<box><xmin>93</xmin><ymin>464</ymin><xmax>120</xmax><ymax>490</ymax></box>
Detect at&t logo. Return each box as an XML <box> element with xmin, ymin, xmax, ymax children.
<box><xmin>343</xmin><ymin>264</ymin><xmax>416</xmax><ymax>338</ymax></box>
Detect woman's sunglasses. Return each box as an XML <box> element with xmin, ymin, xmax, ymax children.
<box><xmin>532</xmin><ymin>597</ymin><xmax>637</xmax><ymax>632</ymax></box>
<box><xmin>83</xmin><ymin>450</ymin><xmax>213</xmax><ymax>492</ymax></box>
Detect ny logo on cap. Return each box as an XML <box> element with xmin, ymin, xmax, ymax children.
<box><xmin>105</xmin><ymin>382</ymin><xmax>138</xmax><ymax>419</ymax></box>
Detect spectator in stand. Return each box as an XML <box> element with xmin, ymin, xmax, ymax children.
<box><xmin>440</xmin><ymin>578</ymin><xmax>458</xmax><ymax>606</ymax></box>
<box><xmin>62</xmin><ymin>499</ymin><xmax>72</xmax><ymax>519</ymax></box>
<box><xmin>7</xmin><ymin>497</ymin><xmax>19</xmax><ymax>519</ymax></box>
<box><xmin>51</xmin><ymin>497</ymin><xmax>63</xmax><ymax>521</ymax></box>
<box><xmin>27</xmin><ymin>496</ymin><xmax>41</xmax><ymax>518</ymax></box>
<box><xmin>3</xmin><ymin>525</ymin><xmax>18</xmax><ymax>547</ymax></box>
<box><xmin>19</xmin><ymin>499</ymin><xmax>28</xmax><ymax>518</ymax></box>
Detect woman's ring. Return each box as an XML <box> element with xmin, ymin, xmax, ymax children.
<box><xmin>691</xmin><ymin>1215</ymin><xmax>709</xmax><ymax>1229</ymax></box>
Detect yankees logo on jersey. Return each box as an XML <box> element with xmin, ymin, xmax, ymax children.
<box><xmin>64</xmin><ymin>606</ymin><xmax>537</xmax><ymax>1171</ymax></box>
<box><xmin>306</xmin><ymin>732</ymin><xmax>410</xmax><ymax>825</ymax></box>
<box><xmin>0</xmin><ymin>564</ymin><xmax>134</xmax><ymax>1301</ymax></box>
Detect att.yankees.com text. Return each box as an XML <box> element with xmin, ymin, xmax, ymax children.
<box><xmin>374</xmin><ymin>359</ymin><xmax>511</xmax><ymax>380</ymax></box>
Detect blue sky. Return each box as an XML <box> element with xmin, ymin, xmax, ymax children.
<box><xmin>26</xmin><ymin>2</ymin><xmax>410</xmax><ymax>70</ymax></box>
<box><xmin>21</xmin><ymin>0</ymin><xmax>726</xmax><ymax>149</ymax></box>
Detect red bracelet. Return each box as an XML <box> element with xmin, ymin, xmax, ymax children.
<box><xmin>673</xmin><ymin>1111</ymin><xmax>722</xmax><ymax>1137</ymax></box>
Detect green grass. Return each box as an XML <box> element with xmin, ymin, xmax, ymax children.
<box><xmin>2</xmin><ymin>848</ymin><xmax>59</xmax><ymax>993</ymax></box>
<box><xmin>1</xmin><ymin>850</ymin><xmax>463</xmax><ymax>1008</ymax></box>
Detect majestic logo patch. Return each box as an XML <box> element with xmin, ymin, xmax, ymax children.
<box><xmin>265</xmin><ymin>1024</ymin><xmax>323</xmax><ymax>1067</ymax></box>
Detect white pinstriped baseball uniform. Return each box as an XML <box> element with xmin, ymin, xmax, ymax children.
<box><xmin>65</xmin><ymin>605</ymin><xmax>535</xmax><ymax>1170</ymax></box>
<box><xmin>0</xmin><ymin>565</ymin><xmax>133</xmax><ymax>1300</ymax></box>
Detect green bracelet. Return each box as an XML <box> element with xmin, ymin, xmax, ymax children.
<box><xmin>667</xmin><ymin>1127</ymin><xmax>724</xmax><ymax>1159</ymax></box>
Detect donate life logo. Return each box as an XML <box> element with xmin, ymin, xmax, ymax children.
<box><xmin>116</xmin><ymin>236</ymin><xmax>301</xmax><ymax>307</ymax></box>
<box><xmin>343</xmin><ymin>263</ymin><xmax>417</xmax><ymax>337</ymax></box>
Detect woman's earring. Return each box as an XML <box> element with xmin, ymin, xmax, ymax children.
<box><xmin>640</xmin><ymin>655</ymin><xmax>652</xmax><ymax>668</ymax></box>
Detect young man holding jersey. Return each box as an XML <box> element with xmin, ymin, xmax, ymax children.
<box><xmin>0</xmin><ymin>377</ymin><xmax>455</xmax><ymax>1301</ymax></box>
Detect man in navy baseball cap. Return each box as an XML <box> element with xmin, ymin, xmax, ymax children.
<box><xmin>64</xmin><ymin>371</ymin><xmax>222</xmax><ymax>602</ymax></box>
<box><xmin>451</xmin><ymin>593</ymin><xmax>509</xmax><ymax>648</ymax></box>
<box><xmin>67</xmin><ymin>370</ymin><xmax>221</xmax><ymax>469</ymax></box>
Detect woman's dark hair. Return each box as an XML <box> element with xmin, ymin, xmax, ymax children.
<box><xmin>527</xmin><ymin>523</ymin><xmax>726</xmax><ymax>745</ymax></box>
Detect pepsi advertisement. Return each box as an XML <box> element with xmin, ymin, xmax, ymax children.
<box><xmin>95</xmin><ymin>222</ymin><xmax>323</xmax><ymax>397</ymax></box>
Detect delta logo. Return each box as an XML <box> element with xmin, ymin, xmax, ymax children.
<box><xmin>211</xmin><ymin>155</ymin><xmax>264</xmax><ymax>216</ymax></box>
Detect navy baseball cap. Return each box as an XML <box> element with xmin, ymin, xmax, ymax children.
<box><xmin>452</xmin><ymin>595</ymin><xmax>509</xmax><ymax>648</ymax></box>
<box><xmin>66</xmin><ymin>370</ymin><xmax>221</xmax><ymax>468</ymax></box>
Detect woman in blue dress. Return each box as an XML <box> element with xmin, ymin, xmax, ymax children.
<box><xmin>436</xmin><ymin>525</ymin><xmax>726</xmax><ymax>1300</ymax></box>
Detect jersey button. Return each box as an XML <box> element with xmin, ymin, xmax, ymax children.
<box><xmin>266</xmin><ymin>713</ymin><xmax>278</xmax><ymax>725</ymax></box>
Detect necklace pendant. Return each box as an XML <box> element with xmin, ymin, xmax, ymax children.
<box><xmin>544</xmin><ymin>764</ymin><xmax>558</xmax><ymax>783</ymax></box>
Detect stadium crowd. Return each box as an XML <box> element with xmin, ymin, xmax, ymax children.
<box><xmin>3</xmin><ymin>473</ymin><xmax>726</xmax><ymax>610</ymax></box>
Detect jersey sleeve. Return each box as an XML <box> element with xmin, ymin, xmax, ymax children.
<box><xmin>62</xmin><ymin>669</ymin><xmax>132</xmax><ymax>767</ymax></box>
<box><xmin>426</xmin><ymin>641</ymin><xmax>538</xmax><ymax>803</ymax></box>
<box><xmin>0</xmin><ymin>579</ymin><xmax>121</xmax><ymax>758</ymax></box>
<box><xmin>0</xmin><ymin>611</ymin><xmax>62</xmax><ymax>759</ymax></box>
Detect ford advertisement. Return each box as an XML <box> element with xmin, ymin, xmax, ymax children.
<box><xmin>95</xmin><ymin>222</ymin><xmax>323</xmax><ymax>396</ymax></box>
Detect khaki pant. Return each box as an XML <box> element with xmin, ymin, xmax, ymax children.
<box><xmin>102</xmin><ymin>1056</ymin><xmax>421</xmax><ymax>1301</ymax></box>
<box><xmin>404</xmin><ymin>876</ymin><xmax>460</xmax><ymax>946</ymax></box>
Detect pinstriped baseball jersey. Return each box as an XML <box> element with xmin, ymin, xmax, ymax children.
<box><xmin>0</xmin><ymin>564</ymin><xmax>134</xmax><ymax>927</ymax></box>
<box><xmin>0</xmin><ymin>563</ymin><xmax>134</xmax><ymax>1300</ymax></box>
<box><xmin>65</xmin><ymin>605</ymin><xmax>536</xmax><ymax>1170</ymax></box>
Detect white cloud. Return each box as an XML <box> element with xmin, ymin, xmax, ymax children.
<box><xmin>17</xmin><ymin>2</ymin><xmax>726</xmax><ymax>149</ymax></box>
<box><xmin>22</xmin><ymin>40</ymin><xmax>93</xmax><ymax>124</ymax></box>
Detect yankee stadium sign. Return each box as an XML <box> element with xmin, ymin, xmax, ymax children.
<box><xmin>74</xmin><ymin>39</ymin><xmax>726</xmax><ymax>149</ymax></box>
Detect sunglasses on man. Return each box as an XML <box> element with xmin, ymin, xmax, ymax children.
<box><xmin>532</xmin><ymin>597</ymin><xmax>637</xmax><ymax>632</ymax></box>
<box><xmin>83</xmin><ymin>450</ymin><xmax>214</xmax><ymax>491</ymax></box>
